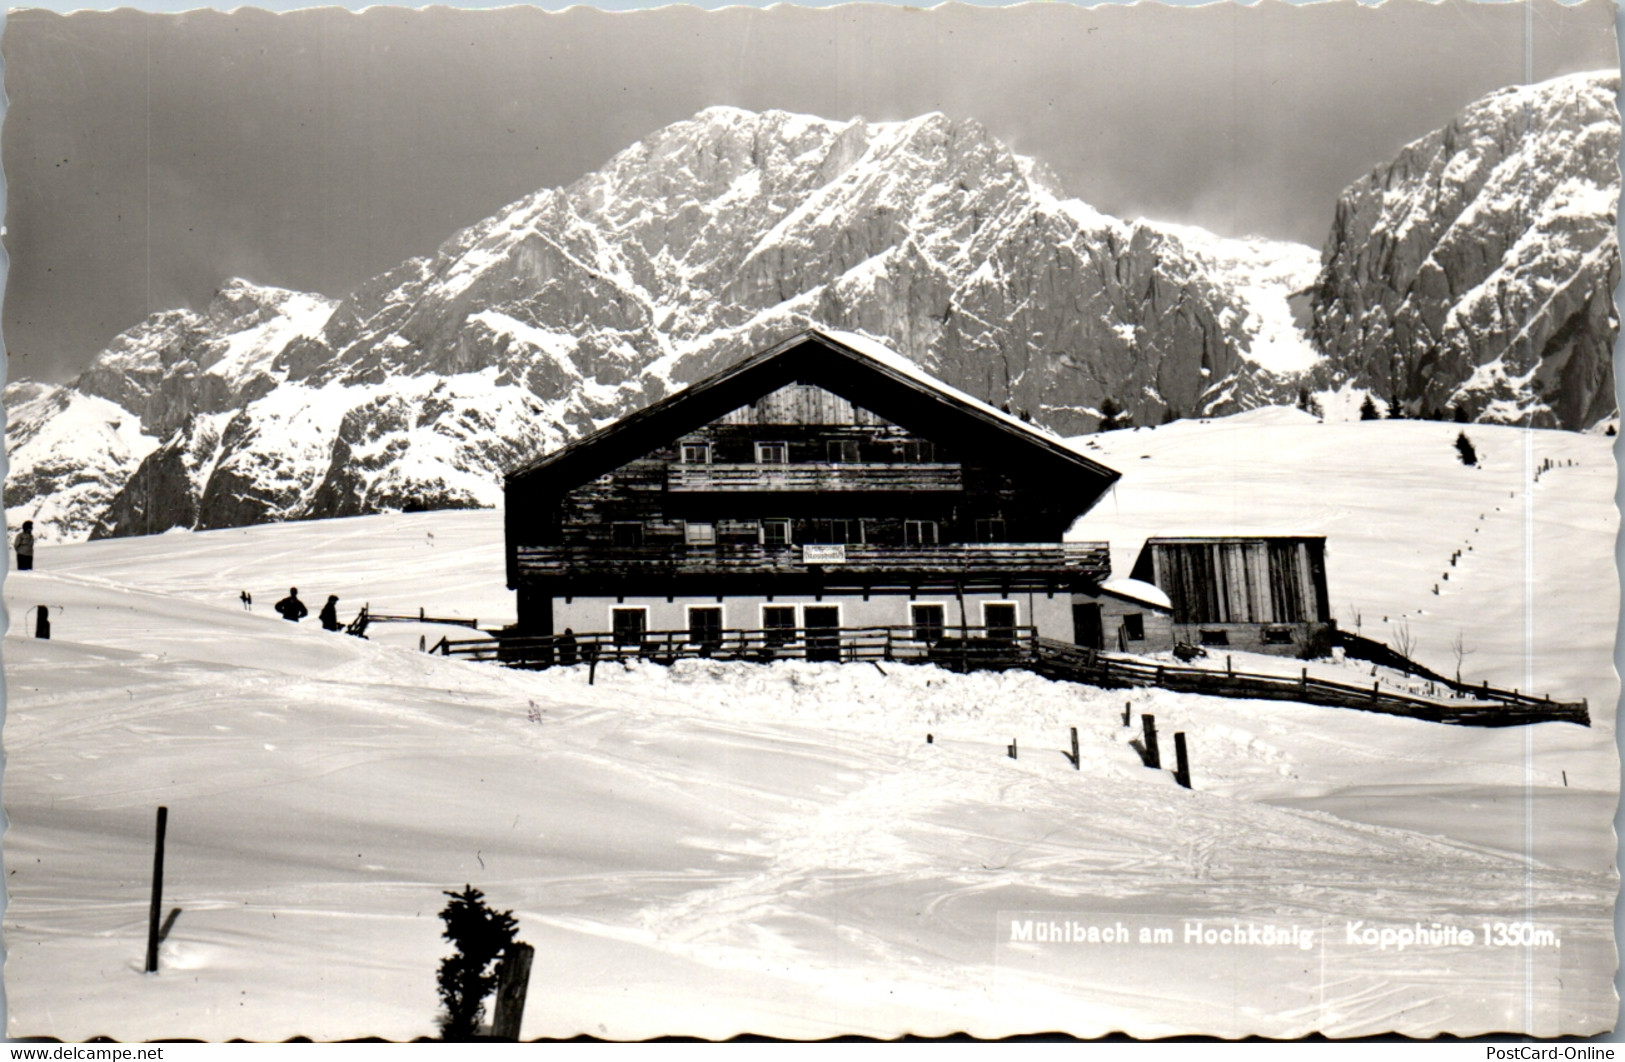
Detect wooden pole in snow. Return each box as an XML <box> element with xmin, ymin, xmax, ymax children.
<box><xmin>1173</xmin><ymin>732</ymin><xmax>1191</xmax><ymax>789</ymax></box>
<box><xmin>1140</xmin><ymin>714</ymin><xmax>1160</xmax><ymax>769</ymax></box>
<box><xmin>1007</xmin><ymin>738</ymin><xmax>1018</xmax><ymax>760</ymax></box>
<box><xmin>490</xmin><ymin>942</ymin><xmax>534</xmax><ymax>1041</ymax></box>
<box><xmin>1069</xmin><ymin>727</ymin><xmax>1080</xmax><ymax>770</ymax></box>
<box><xmin>144</xmin><ymin>806</ymin><xmax>168</xmax><ymax>973</ymax></box>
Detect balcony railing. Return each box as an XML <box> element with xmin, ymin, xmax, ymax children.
<box><xmin>516</xmin><ymin>541</ymin><xmax>1111</xmax><ymax>579</ymax></box>
<box><xmin>666</xmin><ymin>462</ymin><xmax>963</xmax><ymax>492</ymax></box>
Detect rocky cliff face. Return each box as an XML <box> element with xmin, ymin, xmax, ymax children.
<box><xmin>11</xmin><ymin>76</ymin><xmax>1615</xmax><ymax>542</ymax></box>
<box><xmin>9</xmin><ymin>106</ymin><xmax>1319</xmax><ymax>542</ymax></box>
<box><xmin>1311</xmin><ymin>71</ymin><xmax>1620</xmax><ymax>428</ymax></box>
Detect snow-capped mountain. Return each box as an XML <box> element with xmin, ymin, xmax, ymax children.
<box><xmin>1311</xmin><ymin>70</ymin><xmax>1620</xmax><ymax>428</ymax></box>
<box><xmin>7</xmin><ymin>73</ymin><xmax>1617</xmax><ymax>542</ymax></box>
<box><xmin>9</xmin><ymin>108</ymin><xmax>1318</xmax><ymax>542</ymax></box>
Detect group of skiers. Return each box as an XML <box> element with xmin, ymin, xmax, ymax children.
<box><xmin>11</xmin><ymin>521</ymin><xmax>354</xmax><ymax>636</ymax></box>
<box><xmin>275</xmin><ymin>587</ymin><xmax>346</xmax><ymax>632</ymax></box>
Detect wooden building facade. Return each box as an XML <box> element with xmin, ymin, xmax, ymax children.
<box><xmin>1129</xmin><ymin>536</ymin><xmax>1332</xmax><ymax>656</ymax></box>
<box><xmin>504</xmin><ymin>330</ymin><xmax>1123</xmax><ymax>651</ymax></box>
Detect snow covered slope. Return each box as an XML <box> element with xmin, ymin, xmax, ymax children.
<box><xmin>4</xmin><ymin>414</ymin><xmax>1615</xmax><ymax>1040</ymax></box>
<box><xmin>1312</xmin><ymin>70</ymin><xmax>1620</xmax><ymax>428</ymax></box>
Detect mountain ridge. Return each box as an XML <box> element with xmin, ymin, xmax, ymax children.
<box><xmin>6</xmin><ymin>74</ymin><xmax>1616</xmax><ymax>542</ymax></box>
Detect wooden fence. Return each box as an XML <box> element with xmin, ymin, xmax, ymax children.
<box><xmin>428</xmin><ymin>625</ymin><xmax>1589</xmax><ymax>728</ymax></box>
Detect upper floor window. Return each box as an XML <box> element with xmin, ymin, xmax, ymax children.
<box><xmin>904</xmin><ymin>520</ymin><xmax>939</xmax><ymax>546</ymax></box>
<box><xmin>685</xmin><ymin>521</ymin><xmax>716</xmax><ymax>546</ymax></box>
<box><xmin>808</xmin><ymin>519</ymin><xmax>864</xmax><ymax>545</ymax></box>
<box><xmin>755</xmin><ymin>441</ymin><xmax>788</xmax><ymax>465</ymax></box>
<box><xmin>826</xmin><ymin>440</ymin><xmax>861</xmax><ymax>463</ymax></box>
<box><xmin>761</xmin><ymin>519</ymin><xmax>792</xmax><ymax>547</ymax></box>
<box><xmin>974</xmin><ymin>518</ymin><xmax>1007</xmax><ymax>543</ymax></box>
<box><xmin>901</xmin><ymin>440</ymin><xmax>935</xmax><ymax>462</ymax></box>
<box><xmin>612</xmin><ymin>522</ymin><xmax>644</xmax><ymax>548</ymax></box>
<box><xmin>680</xmin><ymin>442</ymin><xmax>711</xmax><ymax>464</ymax></box>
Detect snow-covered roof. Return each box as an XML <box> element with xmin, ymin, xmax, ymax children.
<box><xmin>508</xmin><ymin>328</ymin><xmax>1121</xmax><ymax>494</ymax></box>
<box><xmin>1098</xmin><ymin>577</ymin><xmax>1172</xmax><ymax>611</ymax></box>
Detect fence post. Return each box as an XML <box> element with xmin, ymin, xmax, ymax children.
<box><xmin>1122</xmin><ymin>702</ymin><xmax>1131</xmax><ymax>727</ymax></box>
<box><xmin>144</xmin><ymin>806</ymin><xmax>168</xmax><ymax>973</ymax></box>
<box><xmin>490</xmin><ymin>942</ymin><xmax>535</xmax><ymax>1041</ymax></box>
<box><xmin>1007</xmin><ymin>738</ymin><xmax>1018</xmax><ymax>760</ymax></box>
<box><xmin>1226</xmin><ymin>655</ymin><xmax>1232</xmax><ymax>676</ymax></box>
<box><xmin>1300</xmin><ymin>667</ymin><xmax>1308</xmax><ymax>693</ymax></box>
<box><xmin>1069</xmin><ymin>727</ymin><xmax>1080</xmax><ymax>770</ymax></box>
<box><xmin>1173</xmin><ymin>732</ymin><xmax>1191</xmax><ymax>789</ymax></box>
<box><xmin>1371</xmin><ymin>681</ymin><xmax>1379</xmax><ymax>704</ymax></box>
<box><xmin>1140</xmin><ymin>714</ymin><xmax>1160</xmax><ymax>769</ymax></box>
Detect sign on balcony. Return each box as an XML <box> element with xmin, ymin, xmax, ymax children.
<box><xmin>802</xmin><ymin>544</ymin><xmax>848</xmax><ymax>564</ymax></box>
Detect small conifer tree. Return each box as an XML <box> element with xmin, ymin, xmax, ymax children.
<box><xmin>437</xmin><ymin>885</ymin><xmax>519</xmax><ymax>1039</ymax></box>
<box><xmin>1454</xmin><ymin>431</ymin><xmax>1478</xmax><ymax>467</ymax></box>
<box><xmin>1098</xmin><ymin>397</ymin><xmax>1127</xmax><ymax>432</ymax></box>
<box><xmin>1359</xmin><ymin>395</ymin><xmax>1380</xmax><ymax>421</ymax></box>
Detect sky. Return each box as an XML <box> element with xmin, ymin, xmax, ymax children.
<box><xmin>1</xmin><ymin>0</ymin><xmax>1618</xmax><ymax>384</ymax></box>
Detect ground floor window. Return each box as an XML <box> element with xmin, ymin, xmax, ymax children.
<box><xmin>685</xmin><ymin>521</ymin><xmax>716</xmax><ymax>546</ymax></box>
<box><xmin>911</xmin><ymin>603</ymin><xmax>946</xmax><ymax>642</ymax></box>
<box><xmin>1199</xmin><ymin>628</ymin><xmax>1230</xmax><ymax>646</ymax></box>
<box><xmin>688</xmin><ymin>606</ymin><xmax>723</xmax><ymax>647</ymax></box>
<box><xmin>763</xmin><ymin>605</ymin><xmax>797</xmax><ymax>646</ymax></box>
<box><xmin>983</xmin><ymin>602</ymin><xmax>1017</xmax><ymax>640</ymax></box>
<box><xmin>612</xmin><ymin>607</ymin><xmax>647</xmax><ymax>646</ymax></box>
<box><xmin>1262</xmin><ymin>626</ymin><xmax>1295</xmax><ymax>645</ymax></box>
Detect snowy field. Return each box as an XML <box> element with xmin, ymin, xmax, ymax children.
<box><xmin>3</xmin><ymin>412</ymin><xmax>1617</xmax><ymax>1040</ymax></box>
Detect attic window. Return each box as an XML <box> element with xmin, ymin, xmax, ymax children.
<box><xmin>901</xmin><ymin>440</ymin><xmax>935</xmax><ymax>462</ymax></box>
<box><xmin>974</xmin><ymin>518</ymin><xmax>1007</xmax><ymax>543</ymax></box>
<box><xmin>681</xmin><ymin>442</ymin><xmax>711</xmax><ymax>464</ymax></box>
<box><xmin>612</xmin><ymin>522</ymin><xmax>643</xmax><ymax>548</ymax></box>
<box><xmin>756</xmin><ymin>441</ymin><xmax>788</xmax><ymax>464</ymax></box>
<box><xmin>685</xmin><ymin>521</ymin><xmax>716</xmax><ymax>546</ymax></box>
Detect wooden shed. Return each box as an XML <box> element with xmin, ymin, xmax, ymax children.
<box><xmin>1129</xmin><ymin>536</ymin><xmax>1332</xmax><ymax>656</ymax></box>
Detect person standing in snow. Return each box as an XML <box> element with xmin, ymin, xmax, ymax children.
<box><xmin>319</xmin><ymin>595</ymin><xmax>343</xmax><ymax>632</ymax></box>
<box><xmin>14</xmin><ymin>520</ymin><xmax>35</xmax><ymax>571</ymax></box>
<box><xmin>275</xmin><ymin>588</ymin><xmax>308</xmax><ymax>622</ymax></box>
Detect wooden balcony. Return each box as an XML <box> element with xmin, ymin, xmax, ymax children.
<box><xmin>515</xmin><ymin>541</ymin><xmax>1111</xmax><ymax>581</ymax></box>
<box><xmin>666</xmin><ymin>462</ymin><xmax>963</xmax><ymax>492</ymax></box>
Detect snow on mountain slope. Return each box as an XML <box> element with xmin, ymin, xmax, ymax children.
<box><xmin>9</xmin><ymin>107</ymin><xmax>1319</xmax><ymax>542</ymax></box>
<box><xmin>4</xmin><ymin>483</ymin><xmax>1614</xmax><ymax>1039</ymax></box>
<box><xmin>2</xmin><ymin>383</ymin><xmax>159</xmax><ymax>541</ymax></box>
<box><xmin>13</xmin><ymin>73</ymin><xmax>1616</xmax><ymax>543</ymax></box>
<box><xmin>1312</xmin><ymin>70</ymin><xmax>1620</xmax><ymax>428</ymax></box>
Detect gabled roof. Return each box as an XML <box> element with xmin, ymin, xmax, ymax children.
<box><xmin>507</xmin><ymin>329</ymin><xmax>1121</xmax><ymax>508</ymax></box>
